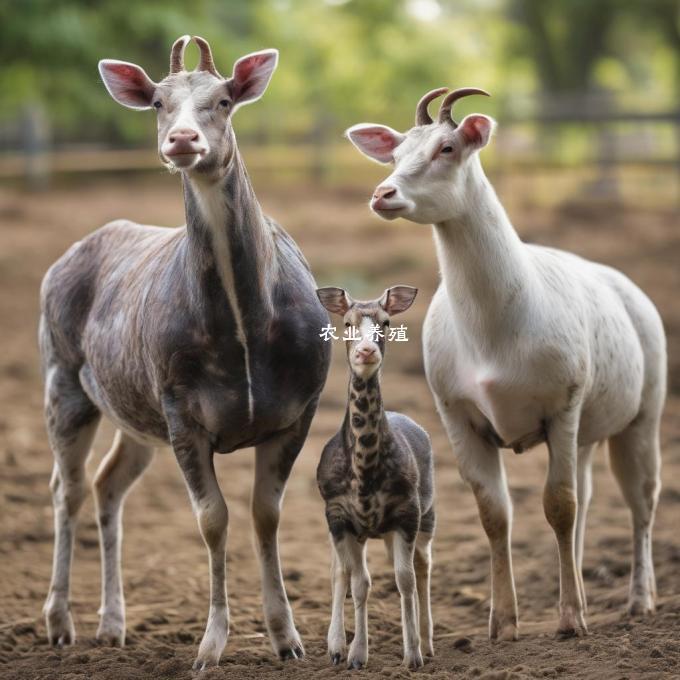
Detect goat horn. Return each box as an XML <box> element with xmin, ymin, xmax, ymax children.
<box><xmin>170</xmin><ymin>34</ymin><xmax>190</xmax><ymax>74</ymax></box>
<box><xmin>193</xmin><ymin>36</ymin><xmax>221</xmax><ymax>78</ymax></box>
<box><xmin>415</xmin><ymin>87</ymin><xmax>449</xmax><ymax>126</ymax></box>
<box><xmin>438</xmin><ymin>87</ymin><xmax>491</xmax><ymax>126</ymax></box>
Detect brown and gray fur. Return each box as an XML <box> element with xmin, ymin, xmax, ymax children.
<box><xmin>40</xmin><ymin>36</ymin><xmax>330</xmax><ymax>671</ymax></box>
<box><xmin>316</xmin><ymin>286</ymin><xmax>434</xmax><ymax>669</ymax></box>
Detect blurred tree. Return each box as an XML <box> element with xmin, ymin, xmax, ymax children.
<box><xmin>0</xmin><ymin>0</ymin><xmax>676</xmax><ymax>150</ymax></box>
<box><xmin>626</xmin><ymin>0</ymin><xmax>680</xmax><ymax>94</ymax></box>
<box><xmin>507</xmin><ymin>0</ymin><xmax>680</xmax><ymax>103</ymax></box>
<box><xmin>508</xmin><ymin>0</ymin><xmax>616</xmax><ymax>94</ymax></box>
<box><xmin>0</xmin><ymin>0</ymin><xmax>224</xmax><ymax>144</ymax></box>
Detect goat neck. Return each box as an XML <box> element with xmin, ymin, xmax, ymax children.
<box><xmin>433</xmin><ymin>156</ymin><xmax>534</xmax><ymax>342</ymax></box>
<box><xmin>182</xmin><ymin>131</ymin><xmax>277</xmax><ymax>324</ymax></box>
<box><xmin>344</xmin><ymin>372</ymin><xmax>386</xmax><ymax>480</ymax></box>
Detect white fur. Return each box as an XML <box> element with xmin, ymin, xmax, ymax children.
<box><xmin>350</xmin><ymin>112</ymin><xmax>666</xmax><ymax>638</ymax></box>
<box><xmin>160</xmin><ymin>94</ymin><xmax>209</xmax><ymax>161</ymax></box>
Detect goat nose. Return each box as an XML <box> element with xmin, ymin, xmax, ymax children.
<box><xmin>373</xmin><ymin>185</ymin><xmax>397</xmax><ymax>201</ymax></box>
<box><xmin>358</xmin><ymin>346</ymin><xmax>376</xmax><ymax>357</ymax></box>
<box><xmin>169</xmin><ymin>128</ymin><xmax>199</xmax><ymax>144</ymax></box>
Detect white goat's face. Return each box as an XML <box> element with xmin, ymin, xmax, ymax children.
<box><xmin>316</xmin><ymin>286</ymin><xmax>418</xmax><ymax>380</ymax></box>
<box><xmin>99</xmin><ymin>36</ymin><xmax>278</xmax><ymax>176</ymax></box>
<box><xmin>346</xmin><ymin>88</ymin><xmax>494</xmax><ymax>224</ymax></box>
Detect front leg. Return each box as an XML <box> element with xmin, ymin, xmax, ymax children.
<box><xmin>334</xmin><ymin>535</ymin><xmax>370</xmax><ymax>669</ymax></box>
<box><xmin>252</xmin><ymin>425</ymin><xmax>309</xmax><ymax>660</ymax></box>
<box><xmin>393</xmin><ymin>530</ymin><xmax>423</xmax><ymax>669</ymax></box>
<box><xmin>327</xmin><ymin>542</ymin><xmax>348</xmax><ymax>664</ymax></box>
<box><xmin>544</xmin><ymin>411</ymin><xmax>587</xmax><ymax>638</ymax></box>
<box><xmin>439</xmin><ymin>404</ymin><xmax>519</xmax><ymax>641</ymax></box>
<box><xmin>165</xmin><ymin>406</ymin><xmax>229</xmax><ymax>670</ymax></box>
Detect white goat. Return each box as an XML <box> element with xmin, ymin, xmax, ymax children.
<box><xmin>345</xmin><ymin>87</ymin><xmax>666</xmax><ymax>640</ymax></box>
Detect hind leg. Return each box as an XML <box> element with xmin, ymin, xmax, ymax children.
<box><xmin>43</xmin><ymin>366</ymin><xmax>100</xmax><ymax>646</ymax></box>
<box><xmin>575</xmin><ymin>443</ymin><xmax>595</xmax><ymax>614</ymax></box>
<box><xmin>609</xmin><ymin>414</ymin><xmax>661</xmax><ymax>616</ymax></box>
<box><xmin>93</xmin><ymin>430</ymin><xmax>154</xmax><ymax>645</ymax></box>
<box><xmin>414</xmin><ymin>529</ymin><xmax>434</xmax><ymax>657</ymax></box>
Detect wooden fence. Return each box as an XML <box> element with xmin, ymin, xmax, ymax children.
<box><xmin>1</xmin><ymin>105</ymin><xmax>679</xmax><ymax>210</ymax></box>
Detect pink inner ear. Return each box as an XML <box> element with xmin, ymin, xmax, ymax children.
<box><xmin>234</xmin><ymin>54</ymin><xmax>271</xmax><ymax>84</ymax></box>
<box><xmin>460</xmin><ymin>115</ymin><xmax>490</xmax><ymax>146</ymax></box>
<box><xmin>106</xmin><ymin>63</ymin><xmax>146</xmax><ymax>87</ymax></box>
<box><xmin>355</xmin><ymin>129</ymin><xmax>398</xmax><ymax>157</ymax></box>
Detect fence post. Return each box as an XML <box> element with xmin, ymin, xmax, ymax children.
<box><xmin>21</xmin><ymin>103</ymin><xmax>50</xmax><ymax>190</ymax></box>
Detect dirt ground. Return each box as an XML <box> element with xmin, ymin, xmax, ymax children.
<box><xmin>0</xmin><ymin>175</ymin><xmax>679</xmax><ymax>680</ymax></box>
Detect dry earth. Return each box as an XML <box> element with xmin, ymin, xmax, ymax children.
<box><xmin>0</xmin><ymin>176</ymin><xmax>679</xmax><ymax>679</ymax></box>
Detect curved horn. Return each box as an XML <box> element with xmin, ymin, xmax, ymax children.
<box><xmin>170</xmin><ymin>34</ymin><xmax>190</xmax><ymax>74</ymax></box>
<box><xmin>438</xmin><ymin>87</ymin><xmax>490</xmax><ymax>126</ymax></box>
<box><xmin>193</xmin><ymin>36</ymin><xmax>221</xmax><ymax>78</ymax></box>
<box><xmin>415</xmin><ymin>87</ymin><xmax>448</xmax><ymax>126</ymax></box>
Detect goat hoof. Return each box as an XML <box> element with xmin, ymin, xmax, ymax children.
<box><xmin>96</xmin><ymin>632</ymin><xmax>125</xmax><ymax>647</ymax></box>
<box><xmin>192</xmin><ymin>658</ymin><xmax>217</xmax><ymax>672</ymax></box>
<box><xmin>49</xmin><ymin>631</ymin><xmax>73</xmax><ymax>648</ymax></box>
<box><xmin>348</xmin><ymin>659</ymin><xmax>365</xmax><ymax>670</ymax></box>
<box><xmin>555</xmin><ymin>622</ymin><xmax>587</xmax><ymax>639</ymax></box>
<box><xmin>628</xmin><ymin>597</ymin><xmax>655</xmax><ymax>618</ymax></box>
<box><xmin>96</xmin><ymin>619</ymin><xmax>125</xmax><ymax>647</ymax></box>
<box><xmin>274</xmin><ymin>629</ymin><xmax>304</xmax><ymax>661</ymax></box>
<box><xmin>489</xmin><ymin>611</ymin><xmax>519</xmax><ymax>642</ymax></box>
<box><xmin>278</xmin><ymin>646</ymin><xmax>302</xmax><ymax>660</ymax></box>
<box><xmin>330</xmin><ymin>652</ymin><xmax>342</xmax><ymax>665</ymax></box>
<box><xmin>556</xmin><ymin>607</ymin><xmax>587</xmax><ymax>639</ymax></box>
<box><xmin>405</xmin><ymin>651</ymin><xmax>424</xmax><ymax>669</ymax></box>
<box><xmin>45</xmin><ymin>605</ymin><xmax>76</xmax><ymax>648</ymax></box>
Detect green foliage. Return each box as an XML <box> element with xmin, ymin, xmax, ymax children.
<box><xmin>507</xmin><ymin>0</ymin><xmax>679</xmax><ymax>95</ymax></box>
<box><xmin>0</xmin><ymin>0</ymin><xmax>677</xmax><ymax>146</ymax></box>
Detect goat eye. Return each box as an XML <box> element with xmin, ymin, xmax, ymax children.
<box><xmin>153</xmin><ymin>100</ymin><xmax>162</xmax><ymax>110</ymax></box>
<box><xmin>383</xmin><ymin>320</ymin><xmax>390</xmax><ymax>327</ymax></box>
<box><xmin>218</xmin><ymin>99</ymin><xmax>230</xmax><ymax>108</ymax></box>
<box><xmin>441</xmin><ymin>145</ymin><xmax>453</xmax><ymax>154</ymax></box>
<box><xmin>345</xmin><ymin>322</ymin><xmax>350</xmax><ymax>328</ymax></box>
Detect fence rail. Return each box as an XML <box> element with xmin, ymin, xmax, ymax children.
<box><xmin>1</xmin><ymin>107</ymin><xmax>679</xmax><ymax>209</ymax></box>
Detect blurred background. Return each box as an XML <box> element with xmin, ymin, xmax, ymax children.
<box><xmin>1</xmin><ymin>0</ymin><xmax>679</xmax><ymax>207</ymax></box>
<box><xmin>1</xmin><ymin>2</ymin><xmax>680</xmax><ymax>678</ymax></box>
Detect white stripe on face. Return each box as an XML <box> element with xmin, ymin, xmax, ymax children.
<box><xmin>174</xmin><ymin>97</ymin><xmax>200</xmax><ymax>132</ymax></box>
<box><xmin>349</xmin><ymin>316</ymin><xmax>382</xmax><ymax>378</ymax></box>
<box><xmin>163</xmin><ymin>94</ymin><xmax>209</xmax><ymax>151</ymax></box>
<box><xmin>357</xmin><ymin>316</ymin><xmax>379</xmax><ymax>353</ymax></box>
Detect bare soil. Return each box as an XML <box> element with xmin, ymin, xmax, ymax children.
<box><xmin>0</xmin><ymin>176</ymin><xmax>679</xmax><ymax>680</ymax></box>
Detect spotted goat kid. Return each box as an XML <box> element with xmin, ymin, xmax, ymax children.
<box><xmin>316</xmin><ymin>285</ymin><xmax>435</xmax><ymax>670</ymax></box>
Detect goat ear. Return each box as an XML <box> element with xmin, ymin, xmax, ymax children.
<box><xmin>345</xmin><ymin>124</ymin><xmax>405</xmax><ymax>164</ymax></box>
<box><xmin>317</xmin><ymin>287</ymin><xmax>352</xmax><ymax>316</ymax></box>
<box><xmin>457</xmin><ymin>114</ymin><xmax>495</xmax><ymax>151</ymax></box>
<box><xmin>228</xmin><ymin>49</ymin><xmax>278</xmax><ymax>109</ymax></box>
<box><xmin>98</xmin><ymin>60</ymin><xmax>157</xmax><ymax>110</ymax></box>
<box><xmin>380</xmin><ymin>286</ymin><xmax>418</xmax><ymax>315</ymax></box>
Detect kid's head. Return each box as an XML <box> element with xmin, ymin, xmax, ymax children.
<box><xmin>317</xmin><ymin>286</ymin><xmax>417</xmax><ymax>379</ymax></box>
